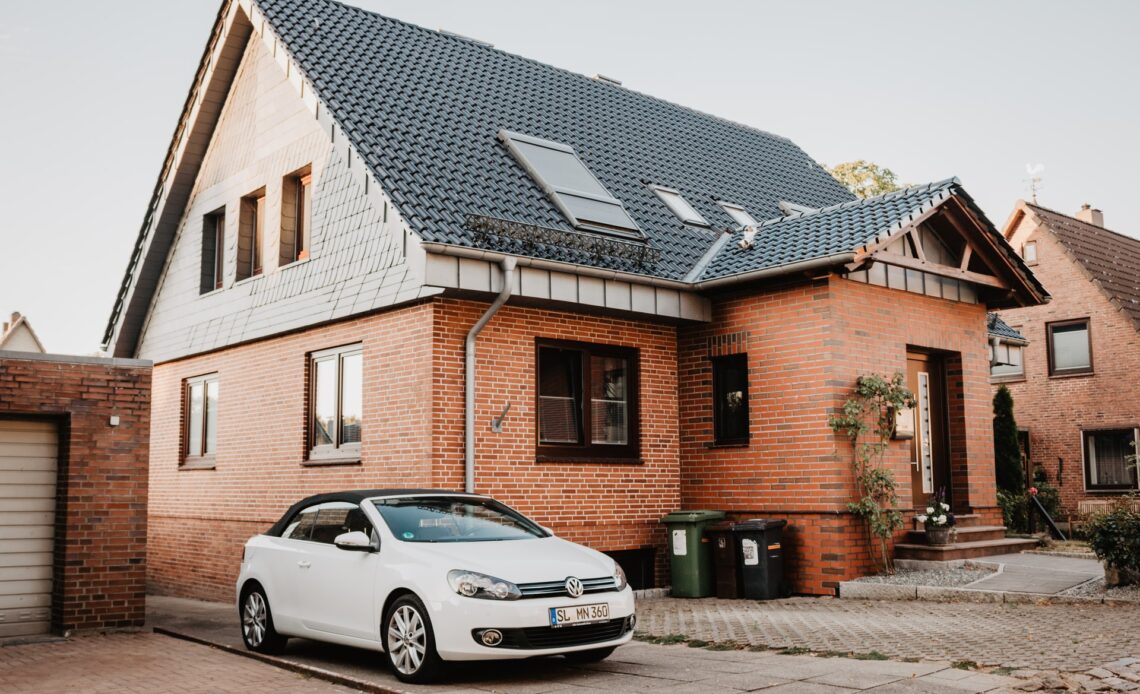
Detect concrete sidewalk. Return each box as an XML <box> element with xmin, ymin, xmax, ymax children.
<box><xmin>148</xmin><ymin>595</ymin><xmax>1019</xmax><ymax>693</ymax></box>
<box><xmin>967</xmin><ymin>553</ymin><xmax>1102</xmax><ymax>594</ymax></box>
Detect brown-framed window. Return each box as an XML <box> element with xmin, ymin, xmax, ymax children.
<box><xmin>183</xmin><ymin>373</ymin><xmax>219</xmax><ymax>466</ymax></box>
<box><xmin>200</xmin><ymin>210</ymin><xmax>225</xmax><ymax>293</ymax></box>
<box><xmin>309</xmin><ymin>344</ymin><xmax>363</xmax><ymax>461</ymax></box>
<box><xmin>1083</xmin><ymin>428</ymin><xmax>1139</xmax><ymax>491</ymax></box>
<box><xmin>712</xmin><ymin>353</ymin><xmax>750</xmax><ymax>445</ymax></box>
<box><xmin>536</xmin><ymin>339</ymin><xmax>639</xmax><ymax>462</ymax></box>
<box><xmin>1047</xmin><ymin>319</ymin><xmax>1092</xmax><ymax>376</ymax></box>
<box><xmin>281</xmin><ymin>166</ymin><xmax>312</xmax><ymax>265</ymax></box>
<box><xmin>237</xmin><ymin>189</ymin><xmax>265</xmax><ymax>280</ymax></box>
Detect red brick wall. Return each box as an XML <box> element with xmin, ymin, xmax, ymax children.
<box><xmin>997</xmin><ymin>220</ymin><xmax>1140</xmax><ymax>514</ymax></box>
<box><xmin>0</xmin><ymin>353</ymin><xmax>151</xmax><ymax>632</ymax></box>
<box><xmin>430</xmin><ymin>299</ymin><xmax>680</xmax><ymax>582</ymax></box>
<box><xmin>146</xmin><ymin>298</ymin><xmax>679</xmax><ymax>600</ymax></box>
<box><xmin>679</xmin><ymin>275</ymin><xmax>997</xmax><ymax>594</ymax></box>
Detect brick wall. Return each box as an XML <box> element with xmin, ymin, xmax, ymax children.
<box><xmin>997</xmin><ymin>218</ymin><xmax>1140</xmax><ymax>514</ymax></box>
<box><xmin>680</xmin><ymin>275</ymin><xmax>996</xmax><ymax>594</ymax></box>
<box><xmin>0</xmin><ymin>352</ymin><xmax>151</xmax><ymax>632</ymax></box>
<box><xmin>147</xmin><ymin>297</ymin><xmax>679</xmax><ymax>600</ymax></box>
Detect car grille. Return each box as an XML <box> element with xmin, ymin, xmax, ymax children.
<box><xmin>516</xmin><ymin>576</ymin><xmax>617</xmax><ymax>599</ymax></box>
<box><xmin>473</xmin><ymin>617</ymin><xmax>632</xmax><ymax>650</ymax></box>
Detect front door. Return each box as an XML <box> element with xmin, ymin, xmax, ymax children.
<box><xmin>906</xmin><ymin>352</ymin><xmax>950</xmax><ymax>508</ymax></box>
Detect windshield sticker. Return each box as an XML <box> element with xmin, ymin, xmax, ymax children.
<box><xmin>402</xmin><ymin>531</ymin><xmax>415</xmax><ymax>539</ymax></box>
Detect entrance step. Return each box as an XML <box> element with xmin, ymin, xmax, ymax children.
<box><xmin>911</xmin><ymin>513</ymin><xmax>985</xmax><ymax>530</ymax></box>
<box><xmin>905</xmin><ymin>525</ymin><xmax>1007</xmax><ymax>544</ymax></box>
<box><xmin>894</xmin><ymin>537</ymin><xmax>1039</xmax><ymax>562</ymax></box>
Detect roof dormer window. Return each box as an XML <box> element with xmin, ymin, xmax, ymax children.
<box><xmin>718</xmin><ymin>202</ymin><xmax>756</xmax><ymax>227</ymax></box>
<box><xmin>650</xmin><ymin>185</ymin><xmax>707</xmax><ymax>226</ymax></box>
<box><xmin>498</xmin><ymin>130</ymin><xmax>641</xmax><ymax>238</ymax></box>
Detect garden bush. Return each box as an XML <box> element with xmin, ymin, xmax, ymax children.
<box><xmin>1085</xmin><ymin>502</ymin><xmax>1140</xmax><ymax>586</ymax></box>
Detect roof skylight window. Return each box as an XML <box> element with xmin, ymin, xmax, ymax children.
<box><xmin>650</xmin><ymin>185</ymin><xmax>708</xmax><ymax>226</ymax></box>
<box><xmin>498</xmin><ymin>130</ymin><xmax>641</xmax><ymax>238</ymax></box>
<box><xmin>718</xmin><ymin>202</ymin><xmax>756</xmax><ymax>227</ymax></box>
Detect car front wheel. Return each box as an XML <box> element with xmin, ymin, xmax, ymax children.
<box><xmin>240</xmin><ymin>585</ymin><xmax>287</xmax><ymax>654</ymax></box>
<box><xmin>384</xmin><ymin>594</ymin><xmax>442</xmax><ymax>683</ymax></box>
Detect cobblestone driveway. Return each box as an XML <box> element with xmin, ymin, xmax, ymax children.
<box><xmin>636</xmin><ymin>597</ymin><xmax>1140</xmax><ymax>671</ymax></box>
<box><xmin>0</xmin><ymin>632</ymin><xmax>356</xmax><ymax>694</ymax></box>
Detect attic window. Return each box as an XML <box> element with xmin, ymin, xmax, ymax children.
<box><xmin>718</xmin><ymin>202</ymin><xmax>756</xmax><ymax>227</ymax></box>
<box><xmin>498</xmin><ymin>130</ymin><xmax>641</xmax><ymax>238</ymax></box>
<box><xmin>651</xmin><ymin>185</ymin><xmax>707</xmax><ymax>226</ymax></box>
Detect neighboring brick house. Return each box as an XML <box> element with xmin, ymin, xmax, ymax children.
<box><xmin>995</xmin><ymin>201</ymin><xmax>1140</xmax><ymax>517</ymax></box>
<box><xmin>0</xmin><ymin>351</ymin><xmax>150</xmax><ymax>636</ymax></box>
<box><xmin>0</xmin><ymin>312</ymin><xmax>46</xmax><ymax>353</ymax></box>
<box><xmin>103</xmin><ymin>0</ymin><xmax>1046</xmax><ymax>599</ymax></box>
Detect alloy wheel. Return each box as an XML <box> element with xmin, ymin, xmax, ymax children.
<box><xmin>387</xmin><ymin>604</ymin><xmax>427</xmax><ymax>675</ymax></box>
<box><xmin>243</xmin><ymin>591</ymin><xmax>267</xmax><ymax>648</ymax></box>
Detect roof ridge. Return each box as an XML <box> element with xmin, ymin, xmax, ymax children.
<box><xmin>288</xmin><ymin>0</ymin><xmax>813</xmax><ymax>151</ymax></box>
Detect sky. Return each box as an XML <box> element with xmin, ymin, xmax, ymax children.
<box><xmin>1</xmin><ymin>1</ymin><xmax>1138</xmax><ymax>355</ymax></box>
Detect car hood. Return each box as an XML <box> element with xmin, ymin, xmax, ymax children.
<box><xmin>400</xmin><ymin>536</ymin><xmax>614</xmax><ymax>584</ymax></box>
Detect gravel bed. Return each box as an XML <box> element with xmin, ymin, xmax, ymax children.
<box><xmin>852</xmin><ymin>564</ymin><xmax>996</xmax><ymax>587</ymax></box>
<box><xmin>1060</xmin><ymin>577</ymin><xmax>1140</xmax><ymax>602</ymax></box>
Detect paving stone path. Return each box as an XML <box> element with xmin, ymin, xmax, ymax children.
<box><xmin>636</xmin><ymin>596</ymin><xmax>1140</xmax><ymax>672</ymax></box>
<box><xmin>0</xmin><ymin>631</ymin><xmax>355</xmax><ymax>693</ymax></box>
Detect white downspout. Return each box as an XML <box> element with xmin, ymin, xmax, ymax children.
<box><xmin>465</xmin><ymin>257</ymin><xmax>517</xmax><ymax>493</ymax></box>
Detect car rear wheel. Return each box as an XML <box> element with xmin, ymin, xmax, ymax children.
<box><xmin>563</xmin><ymin>646</ymin><xmax>616</xmax><ymax>664</ymax></box>
<box><xmin>384</xmin><ymin>594</ymin><xmax>443</xmax><ymax>683</ymax></box>
<box><xmin>240</xmin><ymin>586</ymin><xmax>287</xmax><ymax>654</ymax></box>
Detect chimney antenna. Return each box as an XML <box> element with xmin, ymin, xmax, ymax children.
<box><xmin>1025</xmin><ymin>163</ymin><xmax>1045</xmax><ymax>204</ymax></box>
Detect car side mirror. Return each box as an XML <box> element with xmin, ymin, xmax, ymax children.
<box><xmin>333</xmin><ymin>530</ymin><xmax>374</xmax><ymax>552</ymax></box>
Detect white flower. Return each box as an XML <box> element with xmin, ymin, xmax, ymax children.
<box><xmin>940</xmin><ymin>503</ymin><xmax>950</xmax><ymax>511</ymax></box>
<box><xmin>926</xmin><ymin>507</ymin><xmax>935</xmax><ymax>514</ymax></box>
<box><xmin>917</xmin><ymin>515</ymin><xmax>928</xmax><ymax>523</ymax></box>
<box><xmin>936</xmin><ymin>515</ymin><xmax>947</xmax><ymax>525</ymax></box>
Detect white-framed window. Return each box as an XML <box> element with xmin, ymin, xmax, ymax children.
<box><xmin>990</xmin><ymin>341</ymin><xmax>1025</xmax><ymax>379</ymax></box>
<box><xmin>497</xmin><ymin>130</ymin><xmax>641</xmax><ymax>237</ymax></box>
<box><xmin>718</xmin><ymin>202</ymin><xmax>756</xmax><ymax>227</ymax></box>
<box><xmin>1083</xmin><ymin>428</ymin><xmax>1139</xmax><ymax>491</ymax></box>
<box><xmin>650</xmin><ymin>185</ymin><xmax>707</xmax><ymax>225</ymax></box>
<box><xmin>1022</xmin><ymin>240</ymin><xmax>1038</xmax><ymax>265</ymax></box>
<box><xmin>309</xmin><ymin>344</ymin><xmax>363</xmax><ymax>461</ymax></box>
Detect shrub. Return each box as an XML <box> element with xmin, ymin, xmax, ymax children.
<box><xmin>1085</xmin><ymin>503</ymin><xmax>1140</xmax><ymax>585</ymax></box>
<box><xmin>992</xmin><ymin>386</ymin><xmax>1023</xmax><ymax>494</ymax></box>
<box><xmin>998</xmin><ymin>482</ymin><xmax>1061</xmax><ymax>533</ymax></box>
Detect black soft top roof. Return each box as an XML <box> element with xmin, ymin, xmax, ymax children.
<box><xmin>265</xmin><ymin>488</ymin><xmax>478</xmax><ymax>537</ymax></box>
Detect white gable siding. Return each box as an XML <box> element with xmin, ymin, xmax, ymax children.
<box><xmin>136</xmin><ymin>33</ymin><xmax>432</xmax><ymax>364</ymax></box>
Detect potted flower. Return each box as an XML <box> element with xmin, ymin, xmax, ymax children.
<box><xmin>918</xmin><ymin>490</ymin><xmax>956</xmax><ymax>545</ymax></box>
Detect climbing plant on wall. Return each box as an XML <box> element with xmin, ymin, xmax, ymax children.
<box><xmin>829</xmin><ymin>372</ymin><xmax>916</xmax><ymax>574</ymax></box>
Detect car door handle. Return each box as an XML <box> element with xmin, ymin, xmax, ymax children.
<box><xmin>297</xmin><ymin>560</ymin><xmax>312</xmax><ymax>569</ymax></box>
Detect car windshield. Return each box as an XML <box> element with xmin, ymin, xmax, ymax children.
<box><xmin>370</xmin><ymin>497</ymin><xmax>548</xmax><ymax>543</ymax></box>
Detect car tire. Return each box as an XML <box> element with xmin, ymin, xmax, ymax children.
<box><xmin>384</xmin><ymin>594</ymin><xmax>443</xmax><ymax>683</ymax></box>
<box><xmin>240</xmin><ymin>585</ymin><xmax>287</xmax><ymax>654</ymax></box>
<box><xmin>563</xmin><ymin>646</ymin><xmax>616</xmax><ymax>664</ymax></box>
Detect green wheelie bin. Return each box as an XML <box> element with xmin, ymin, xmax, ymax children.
<box><xmin>661</xmin><ymin>510</ymin><xmax>725</xmax><ymax>597</ymax></box>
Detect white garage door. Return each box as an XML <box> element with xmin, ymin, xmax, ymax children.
<box><xmin>0</xmin><ymin>420</ymin><xmax>56</xmax><ymax>637</ymax></box>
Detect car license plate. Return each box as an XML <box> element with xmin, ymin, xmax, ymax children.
<box><xmin>549</xmin><ymin>602</ymin><xmax>610</xmax><ymax>628</ymax></box>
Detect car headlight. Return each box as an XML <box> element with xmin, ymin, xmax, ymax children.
<box><xmin>613</xmin><ymin>562</ymin><xmax>628</xmax><ymax>591</ymax></box>
<box><xmin>447</xmin><ymin>570</ymin><xmax>522</xmax><ymax>600</ymax></box>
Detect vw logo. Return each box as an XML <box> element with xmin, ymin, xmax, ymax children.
<box><xmin>564</xmin><ymin>576</ymin><xmax>584</xmax><ymax>598</ymax></box>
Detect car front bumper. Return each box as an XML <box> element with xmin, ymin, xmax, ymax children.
<box><xmin>427</xmin><ymin>588</ymin><xmax>636</xmax><ymax>661</ymax></box>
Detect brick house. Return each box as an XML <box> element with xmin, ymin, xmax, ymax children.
<box><xmin>0</xmin><ymin>351</ymin><xmax>150</xmax><ymax>636</ymax></box>
<box><xmin>0</xmin><ymin>312</ymin><xmax>46</xmax><ymax>354</ymax></box>
<box><xmin>103</xmin><ymin>0</ymin><xmax>1046</xmax><ymax>599</ymax></box>
<box><xmin>995</xmin><ymin>201</ymin><xmax>1140</xmax><ymax>517</ymax></box>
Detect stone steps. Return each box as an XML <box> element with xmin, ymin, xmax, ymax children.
<box><xmin>894</xmin><ymin>536</ymin><xmax>1039</xmax><ymax>562</ymax></box>
<box><xmin>905</xmin><ymin>525</ymin><xmax>1007</xmax><ymax>544</ymax></box>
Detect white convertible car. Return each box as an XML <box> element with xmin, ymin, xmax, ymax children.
<box><xmin>236</xmin><ymin>489</ymin><xmax>636</xmax><ymax>683</ymax></box>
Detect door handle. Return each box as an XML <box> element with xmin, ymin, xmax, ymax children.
<box><xmin>297</xmin><ymin>560</ymin><xmax>312</xmax><ymax>569</ymax></box>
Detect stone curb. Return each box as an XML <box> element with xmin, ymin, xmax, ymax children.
<box><xmin>635</xmin><ymin>587</ymin><xmax>671</xmax><ymax>600</ymax></box>
<box><xmin>838</xmin><ymin>582</ymin><xmax>1117</xmax><ymax>605</ymax></box>
<box><xmin>152</xmin><ymin>627</ymin><xmax>407</xmax><ymax>694</ymax></box>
